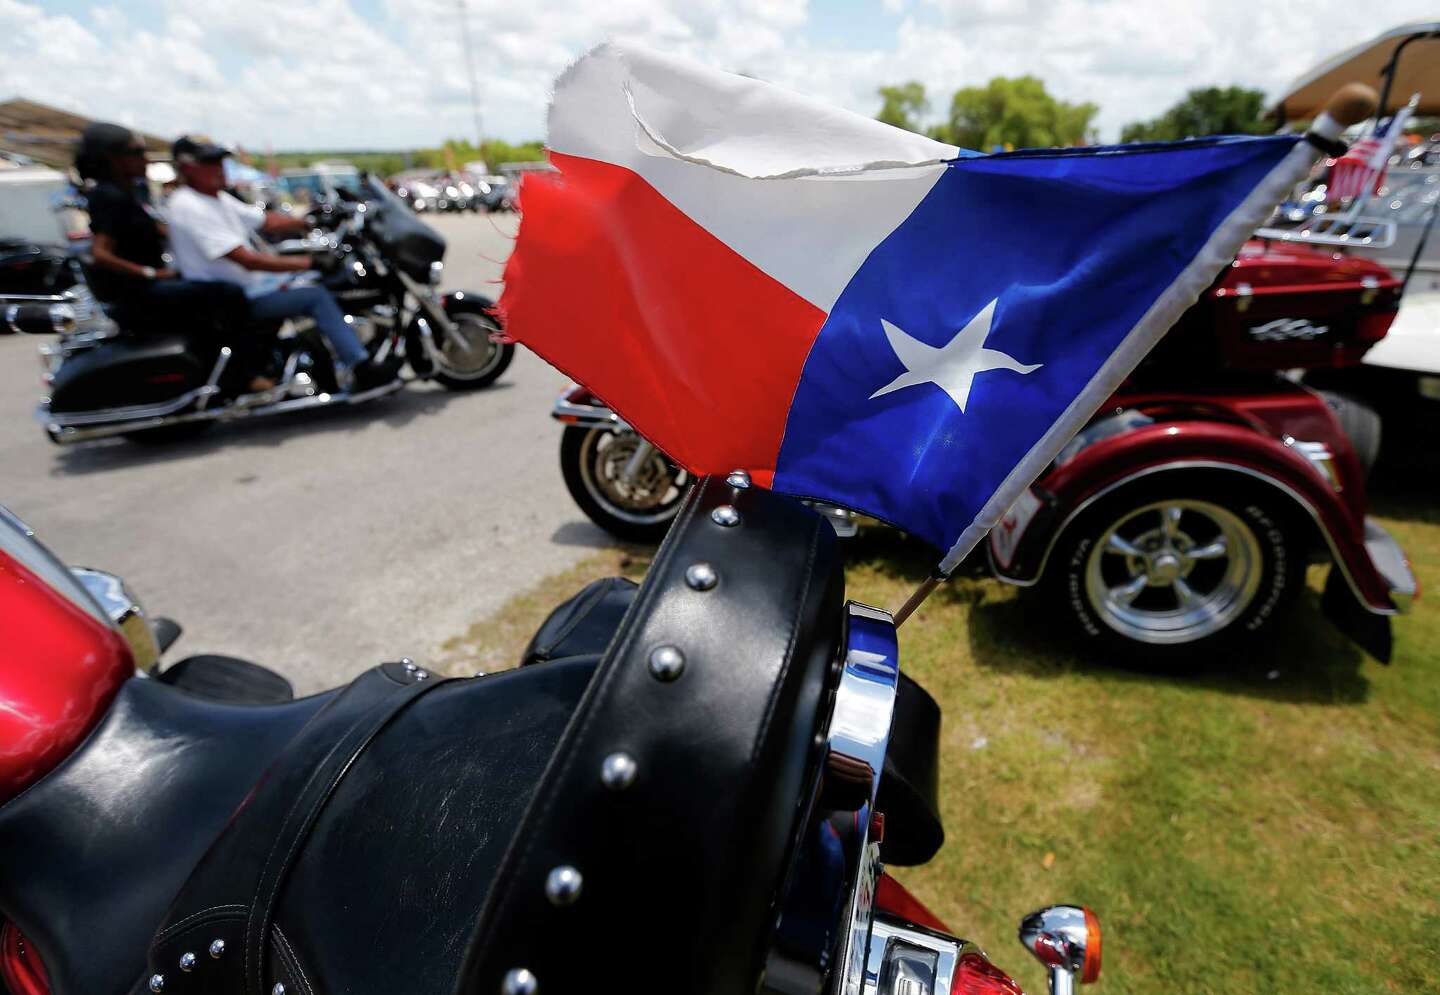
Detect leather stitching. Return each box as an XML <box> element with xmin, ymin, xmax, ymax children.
<box><xmin>153</xmin><ymin>904</ymin><xmax>245</xmax><ymax>942</ymax></box>
<box><xmin>244</xmin><ymin>674</ymin><xmax>446</xmax><ymax>994</ymax></box>
<box><xmin>245</xmin><ymin>709</ymin><xmax>375</xmax><ymax>990</ymax></box>
<box><xmin>271</xmin><ymin>927</ymin><xmax>315</xmax><ymax>995</ymax></box>
<box><xmin>749</xmin><ymin>517</ymin><xmax>822</xmax><ymax>765</ymax></box>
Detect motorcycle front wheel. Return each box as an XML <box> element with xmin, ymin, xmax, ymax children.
<box><xmin>560</xmin><ymin>425</ymin><xmax>690</xmax><ymax>543</ymax></box>
<box><xmin>431</xmin><ymin>307</ymin><xmax>514</xmax><ymax>391</ymax></box>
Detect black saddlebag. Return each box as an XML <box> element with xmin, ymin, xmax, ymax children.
<box><xmin>519</xmin><ymin>574</ymin><xmax>638</xmax><ymax>666</ymax></box>
<box><xmin>47</xmin><ymin>336</ymin><xmax>206</xmax><ymax>412</ymax></box>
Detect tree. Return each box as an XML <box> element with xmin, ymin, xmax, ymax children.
<box><xmin>934</xmin><ymin>76</ymin><xmax>1097</xmax><ymax>151</ymax></box>
<box><xmin>877</xmin><ymin>81</ymin><xmax>929</xmax><ymax>134</ymax></box>
<box><xmin>414</xmin><ymin>138</ymin><xmax>546</xmax><ymax>171</ymax></box>
<box><xmin>1120</xmin><ymin>87</ymin><xmax>1272</xmax><ymax>143</ymax></box>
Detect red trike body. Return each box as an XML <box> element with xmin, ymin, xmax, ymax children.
<box><xmin>988</xmin><ymin>240</ymin><xmax>1415</xmax><ymax>647</ymax></box>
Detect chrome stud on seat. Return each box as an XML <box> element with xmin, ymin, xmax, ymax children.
<box><xmin>544</xmin><ymin>865</ymin><xmax>583</xmax><ymax>906</ymax></box>
<box><xmin>601</xmin><ymin>751</ymin><xmax>637</xmax><ymax>790</ymax></box>
<box><xmin>148</xmin><ymin>975</ymin><xmax>165</xmax><ymax>993</ymax></box>
<box><xmin>501</xmin><ymin>967</ymin><xmax>538</xmax><ymax>995</ymax></box>
<box><xmin>414</xmin><ymin>669</ymin><xmax>429</xmax><ymax>680</ymax></box>
<box><xmin>272</xmin><ymin>985</ymin><xmax>286</xmax><ymax>995</ymax></box>
<box><xmin>711</xmin><ymin>505</ymin><xmax>741</xmax><ymax>527</ymax></box>
<box><xmin>401</xmin><ymin>658</ymin><xmax>417</xmax><ymax>672</ymax></box>
<box><xmin>685</xmin><ymin>562</ymin><xmax>717</xmax><ymax>590</ymax></box>
<box><xmin>208</xmin><ymin>939</ymin><xmax>225</xmax><ymax>959</ymax></box>
<box><xmin>726</xmin><ymin>469</ymin><xmax>751</xmax><ymax>489</ymax></box>
<box><xmin>648</xmin><ymin>645</ymin><xmax>685</xmax><ymax>681</ymax></box>
<box><xmin>179</xmin><ymin>952</ymin><xmax>196</xmax><ymax>972</ymax></box>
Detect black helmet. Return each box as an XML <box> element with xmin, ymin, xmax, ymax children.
<box><xmin>75</xmin><ymin>122</ymin><xmax>145</xmax><ymax>183</ymax></box>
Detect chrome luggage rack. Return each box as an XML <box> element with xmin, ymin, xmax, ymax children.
<box><xmin>1255</xmin><ymin>213</ymin><xmax>1397</xmax><ymax>248</ymax></box>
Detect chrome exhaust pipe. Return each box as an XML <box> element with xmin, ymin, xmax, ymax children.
<box><xmin>44</xmin><ymin>378</ymin><xmax>404</xmax><ymax>445</ymax></box>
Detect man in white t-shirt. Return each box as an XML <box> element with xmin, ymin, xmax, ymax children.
<box><xmin>164</xmin><ymin>136</ymin><xmax>391</xmax><ymax>390</ymax></box>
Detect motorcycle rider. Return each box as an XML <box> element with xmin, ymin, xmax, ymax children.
<box><xmin>164</xmin><ymin>135</ymin><xmax>398</xmax><ymax>391</ymax></box>
<box><xmin>74</xmin><ymin>123</ymin><xmax>275</xmax><ymax>393</ymax></box>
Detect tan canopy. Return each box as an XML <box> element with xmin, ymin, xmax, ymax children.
<box><xmin>1271</xmin><ymin>22</ymin><xmax>1440</xmax><ymax>121</ymax></box>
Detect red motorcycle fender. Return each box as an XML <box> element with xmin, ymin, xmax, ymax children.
<box><xmin>989</xmin><ymin>420</ymin><xmax>1399</xmax><ymax>614</ymax></box>
<box><xmin>0</xmin><ymin>547</ymin><xmax>132</xmax><ymax>804</ymax></box>
<box><xmin>0</xmin><ymin>922</ymin><xmax>50</xmax><ymax>995</ymax></box>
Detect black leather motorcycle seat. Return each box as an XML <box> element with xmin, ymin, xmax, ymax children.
<box><xmin>148</xmin><ymin>658</ymin><xmax>598</xmax><ymax>995</ymax></box>
<box><xmin>0</xmin><ymin>677</ymin><xmax>332</xmax><ymax>995</ymax></box>
<box><xmin>142</xmin><ymin>477</ymin><xmax>847</xmax><ymax>995</ymax></box>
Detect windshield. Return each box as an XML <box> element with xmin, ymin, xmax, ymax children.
<box><xmin>362</xmin><ymin>174</ymin><xmax>408</xmax><ymax>212</ymax></box>
<box><xmin>280</xmin><ymin>171</ymin><xmax>362</xmax><ymax>201</ymax></box>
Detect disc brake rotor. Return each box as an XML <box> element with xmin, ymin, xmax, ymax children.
<box><xmin>438</xmin><ymin>314</ymin><xmax>501</xmax><ymax>377</ymax></box>
<box><xmin>595</xmin><ymin>436</ymin><xmax>674</xmax><ymax>510</ymax></box>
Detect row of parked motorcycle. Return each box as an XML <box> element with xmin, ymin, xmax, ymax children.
<box><xmin>390</xmin><ymin>169</ymin><xmax>518</xmax><ymax>214</ymax></box>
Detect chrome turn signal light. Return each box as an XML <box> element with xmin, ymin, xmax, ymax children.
<box><xmin>1018</xmin><ymin>905</ymin><xmax>1101</xmax><ymax>993</ymax></box>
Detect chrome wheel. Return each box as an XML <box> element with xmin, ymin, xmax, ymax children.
<box><xmin>578</xmin><ymin>429</ymin><xmax>689</xmax><ymax>526</ymax></box>
<box><xmin>435</xmin><ymin>312</ymin><xmax>505</xmax><ymax>381</ymax></box>
<box><xmin>1083</xmin><ymin>499</ymin><xmax>1263</xmax><ymax>645</ymax></box>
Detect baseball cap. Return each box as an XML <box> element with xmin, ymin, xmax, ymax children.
<box><xmin>171</xmin><ymin>135</ymin><xmax>232</xmax><ymax>163</ymax></box>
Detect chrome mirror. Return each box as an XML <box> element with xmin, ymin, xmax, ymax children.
<box><xmin>1018</xmin><ymin>905</ymin><xmax>1101</xmax><ymax>994</ymax></box>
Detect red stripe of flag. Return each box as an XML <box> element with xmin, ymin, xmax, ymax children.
<box><xmin>502</xmin><ymin>152</ymin><xmax>827</xmax><ymax>479</ymax></box>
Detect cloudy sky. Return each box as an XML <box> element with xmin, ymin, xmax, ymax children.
<box><xmin>1</xmin><ymin>0</ymin><xmax>1433</xmax><ymax>151</ymax></box>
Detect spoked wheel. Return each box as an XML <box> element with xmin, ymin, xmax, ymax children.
<box><xmin>1086</xmin><ymin>499</ymin><xmax>1263</xmax><ymax>643</ymax></box>
<box><xmin>432</xmin><ymin>309</ymin><xmax>514</xmax><ymax>390</ymax></box>
<box><xmin>1048</xmin><ymin>481</ymin><xmax>1303</xmax><ymax>666</ymax></box>
<box><xmin>560</xmin><ymin>425</ymin><xmax>691</xmax><ymax>543</ymax></box>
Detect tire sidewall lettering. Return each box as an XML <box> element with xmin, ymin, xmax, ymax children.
<box><xmin>1054</xmin><ymin>489</ymin><xmax>1297</xmax><ymax>651</ymax></box>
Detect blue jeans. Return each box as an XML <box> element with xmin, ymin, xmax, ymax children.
<box><xmin>248</xmin><ymin>285</ymin><xmax>367</xmax><ymax>369</ymax></box>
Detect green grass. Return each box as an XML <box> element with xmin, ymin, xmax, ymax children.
<box><xmin>440</xmin><ymin>477</ymin><xmax>1439</xmax><ymax>995</ymax></box>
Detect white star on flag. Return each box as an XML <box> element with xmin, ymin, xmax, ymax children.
<box><xmin>869</xmin><ymin>298</ymin><xmax>1042</xmax><ymax>413</ymax></box>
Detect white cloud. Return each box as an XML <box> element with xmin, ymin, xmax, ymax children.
<box><xmin>0</xmin><ymin>0</ymin><xmax>1433</xmax><ymax>151</ymax></box>
<box><xmin>886</xmin><ymin>1</ymin><xmax>1438</xmax><ymax>138</ymax></box>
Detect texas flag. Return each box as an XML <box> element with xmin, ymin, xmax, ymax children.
<box><xmin>504</xmin><ymin>44</ymin><xmax>1323</xmax><ymax>572</ymax></box>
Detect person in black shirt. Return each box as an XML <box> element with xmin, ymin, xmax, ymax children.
<box><xmin>75</xmin><ymin>123</ymin><xmax>273</xmax><ymax>391</ymax></box>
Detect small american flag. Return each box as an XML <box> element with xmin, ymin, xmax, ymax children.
<box><xmin>1327</xmin><ymin>96</ymin><xmax>1415</xmax><ymax>205</ymax></box>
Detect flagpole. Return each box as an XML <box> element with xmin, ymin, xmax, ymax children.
<box><xmin>893</xmin><ymin>573</ymin><xmax>944</xmax><ymax>627</ymax></box>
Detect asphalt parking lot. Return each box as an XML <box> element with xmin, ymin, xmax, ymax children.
<box><xmin>0</xmin><ymin>213</ymin><xmax>615</xmax><ymax>692</ymax></box>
